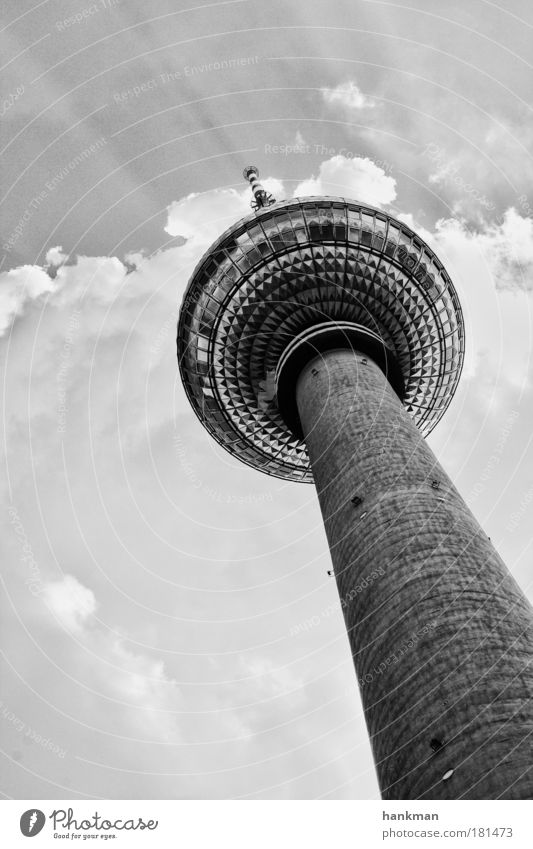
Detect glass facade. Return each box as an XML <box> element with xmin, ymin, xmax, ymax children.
<box><xmin>178</xmin><ymin>198</ymin><xmax>465</xmax><ymax>482</ymax></box>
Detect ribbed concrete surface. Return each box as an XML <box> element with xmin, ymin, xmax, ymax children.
<box><xmin>296</xmin><ymin>348</ymin><xmax>533</xmax><ymax>800</ymax></box>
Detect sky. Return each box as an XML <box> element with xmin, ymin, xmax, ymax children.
<box><xmin>1</xmin><ymin>0</ymin><xmax>533</xmax><ymax>801</ymax></box>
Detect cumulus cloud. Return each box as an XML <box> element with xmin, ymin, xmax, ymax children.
<box><xmin>293</xmin><ymin>155</ymin><xmax>397</xmax><ymax>207</ymax></box>
<box><xmin>427</xmin><ymin>209</ymin><xmax>533</xmax><ymax>294</ymax></box>
<box><xmin>0</xmin><ymin>264</ymin><xmax>59</xmax><ymax>335</ymax></box>
<box><xmin>165</xmin><ymin>177</ymin><xmax>285</xmax><ymax>249</ymax></box>
<box><xmin>165</xmin><ymin>189</ymin><xmax>249</xmax><ymax>244</ymax></box>
<box><xmin>322</xmin><ymin>80</ymin><xmax>375</xmax><ymax>111</ymax></box>
<box><xmin>53</xmin><ymin>254</ymin><xmax>130</xmax><ymax>306</ymax></box>
<box><xmin>37</xmin><ymin>574</ymin><xmax>184</xmax><ymax>742</ymax></box>
<box><xmin>123</xmin><ymin>250</ymin><xmax>145</xmax><ymax>272</ymax></box>
<box><xmin>476</xmin><ymin>209</ymin><xmax>533</xmax><ymax>290</ymax></box>
<box><xmin>45</xmin><ymin>246</ymin><xmax>68</xmax><ymax>267</ymax></box>
<box><xmin>43</xmin><ymin>575</ymin><xmax>96</xmax><ymax>633</ymax></box>
<box><xmin>396</xmin><ymin>211</ymin><xmax>533</xmax><ymax>394</ymax></box>
<box><xmin>0</xmin><ymin>254</ymin><xmax>136</xmax><ymax>339</ymax></box>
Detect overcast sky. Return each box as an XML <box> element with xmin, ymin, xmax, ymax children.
<box><xmin>1</xmin><ymin>0</ymin><xmax>533</xmax><ymax>801</ymax></box>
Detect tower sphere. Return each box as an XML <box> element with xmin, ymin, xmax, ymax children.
<box><xmin>243</xmin><ymin>164</ymin><xmax>260</xmax><ymax>181</ymax></box>
<box><xmin>177</xmin><ymin>196</ymin><xmax>465</xmax><ymax>482</ymax></box>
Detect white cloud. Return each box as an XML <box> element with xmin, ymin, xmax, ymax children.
<box><xmin>0</xmin><ymin>254</ymin><xmax>135</xmax><ymax>339</ymax></box>
<box><xmin>123</xmin><ymin>250</ymin><xmax>145</xmax><ymax>270</ymax></box>
<box><xmin>293</xmin><ymin>155</ymin><xmax>397</xmax><ymax>207</ymax></box>
<box><xmin>407</xmin><ymin>212</ymin><xmax>533</xmax><ymax>391</ymax></box>
<box><xmin>428</xmin><ymin>209</ymin><xmax>533</xmax><ymax>295</ymax></box>
<box><xmin>106</xmin><ymin>639</ymin><xmax>183</xmax><ymax>741</ymax></box>
<box><xmin>477</xmin><ymin>208</ymin><xmax>533</xmax><ymax>288</ymax></box>
<box><xmin>165</xmin><ymin>188</ymin><xmax>249</xmax><ymax>244</ymax></box>
<box><xmin>322</xmin><ymin>80</ymin><xmax>375</xmax><ymax>111</ymax></box>
<box><xmin>53</xmin><ymin>255</ymin><xmax>129</xmax><ymax>306</ymax></box>
<box><xmin>165</xmin><ymin>178</ymin><xmax>286</xmax><ymax>250</ymax></box>
<box><xmin>43</xmin><ymin>575</ymin><xmax>96</xmax><ymax>632</ymax></box>
<box><xmin>38</xmin><ymin>574</ymin><xmax>183</xmax><ymax>741</ymax></box>
<box><xmin>0</xmin><ymin>264</ymin><xmax>58</xmax><ymax>335</ymax></box>
<box><xmin>45</xmin><ymin>246</ymin><xmax>68</xmax><ymax>266</ymax></box>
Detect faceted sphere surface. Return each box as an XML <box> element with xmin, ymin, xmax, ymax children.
<box><xmin>177</xmin><ymin>197</ymin><xmax>464</xmax><ymax>482</ymax></box>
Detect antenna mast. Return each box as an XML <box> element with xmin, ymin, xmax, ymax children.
<box><xmin>243</xmin><ymin>165</ymin><xmax>276</xmax><ymax>211</ymax></box>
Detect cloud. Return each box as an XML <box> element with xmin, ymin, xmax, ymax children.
<box><xmin>54</xmin><ymin>255</ymin><xmax>131</xmax><ymax>311</ymax></box>
<box><xmin>427</xmin><ymin>209</ymin><xmax>533</xmax><ymax>295</ymax></box>
<box><xmin>102</xmin><ymin>639</ymin><xmax>183</xmax><ymax>741</ymax></box>
<box><xmin>322</xmin><ymin>80</ymin><xmax>375</xmax><ymax>111</ymax></box>
<box><xmin>165</xmin><ymin>178</ymin><xmax>286</xmax><ymax>250</ymax></box>
<box><xmin>0</xmin><ymin>254</ymin><xmax>136</xmax><ymax>340</ymax></box>
<box><xmin>37</xmin><ymin>574</ymin><xmax>184</xmax><ymax>742</ymax></box>
<box><xmin>165</xmin><ymin>189</ymin><xmax>250</xmax><ymax>245</ymax></box>
<box><xmin>43</xmin><ymin>575</ymin><xmax>96</xmax><ymax>633</ymax></box>
<box><xmin>395</xmin><ymin>211</ymin><xmax>533</xmax><ymax>395</ymax></box>
<box><xmin>476</xmin><ymin>208</ymin><xmax>533</xmax><ymax>290</ymax></box>
<box><xmin>0</xmin><ymin>264</ymin><xmax>59</xmax><ymax>335</ymax></box>
<box><xmin>45</xmin><ymin>246</ymin><xmax>68</xmax><ymax>267</ymax></box>
<box><xmin>293</xmin><ymin>155</ymin><xmax>397</xmax><ymax>207</ymax></box>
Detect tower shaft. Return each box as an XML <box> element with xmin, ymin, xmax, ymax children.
<box><xmin>296</xmin><ymin>347</ymin><xmax>533</xmax><ymax>799</ymax></box>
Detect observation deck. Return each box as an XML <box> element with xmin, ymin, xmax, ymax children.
<box><xmin>177</xmin><ymin>196</ymin><xmax>464</xmax><ymax>482</ymax></box>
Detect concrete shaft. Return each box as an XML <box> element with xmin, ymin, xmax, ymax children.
<box><xmin>295</xmin><ymin>347</ymin><xmax>533</xmax><ymax>800</ymax></box>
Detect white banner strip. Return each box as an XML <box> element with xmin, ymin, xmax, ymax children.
<box><xmin>1</xmin><ymin>800</ymin><xmax>532</xmax><ymax>848</ymax></box>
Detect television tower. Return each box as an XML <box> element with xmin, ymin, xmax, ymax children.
<box><xmin>177</xmin><ymin>167</ymin><xmax>533</xmax><ymax>799</ymax></box>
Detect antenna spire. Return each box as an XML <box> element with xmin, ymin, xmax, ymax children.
<box><xmin>243</xmin><ymin>165</ymin><xmax>276</xmax><ymax>211</ymax></box>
